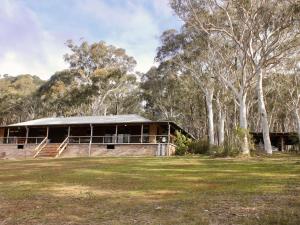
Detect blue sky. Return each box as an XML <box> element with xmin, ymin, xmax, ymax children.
<box><xmin>0</xmin><ymin>0</ymin><xmax>182</xmax><ymax>79</ymax></box>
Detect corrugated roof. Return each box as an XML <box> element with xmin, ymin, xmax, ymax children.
<box><xmin>8</xmin><ymin>114</ymin><xmax>152</xmax><ymax>127</ymax></box>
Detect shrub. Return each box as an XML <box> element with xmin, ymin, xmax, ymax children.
<box><xmin>213</xmin><ymin>141</ymin><xmax>240</xmax><ymax>157</ymax></box>
<box><xmin>174</xmin><ymin>131</ymin><xmax>191</xmax><ymax>155</ymax></box>
<box><xmin>215</xmin><ymin>127</ymin><xmax>255</xmax><ymax>157</ymax></box>
<box><xmin>188</xmin><ymin>139</ymin><xmax>211</xmax><ymax>154</ymax></box>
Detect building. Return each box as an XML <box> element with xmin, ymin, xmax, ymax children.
<box><xmin>0</xmin><ymin>114</ymin><xmax>192</xmax><ymax>159</ymax></box>
<box><xmin>251</xmin><ymin>132</ymin><xmax>299</xmax><ymax>151</ymax></box>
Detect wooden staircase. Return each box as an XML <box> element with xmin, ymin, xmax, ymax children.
<box><xmin>35</xmin><ymin>144</ymin><xmax>61</xmax><ymax>158</ymax></box>
<box><xmin>34</xmin><ymin>137</ymin><xmax>69</xmax><ymax>158</ymax></box>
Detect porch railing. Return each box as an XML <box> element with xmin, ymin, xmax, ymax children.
<box><xmin>68</xmin><ymin>135</ymin><xmax>172</xmax><ymax>144</ymax></box>
<box><xmin>56</xmin><ymin>136</ymin><xmax>69</xmax><ymax>158</ymax></box>
<box><xmin>0</xmin><ymin>135</ymin><xmax>175</xmax><ymax>145</ymax></box>
<box><xmin>0</xmin><ymin>137</ymin><xmax>46</xmax><ymax>145</ymax></box>
<box><xmin>33</xmin><ymin>137</ymin><xmax>48</xmax><ymax>158</ymax></box>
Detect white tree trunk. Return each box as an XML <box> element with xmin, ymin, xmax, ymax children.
<box><xmin>205</xmin><ymin>89</ymin><xmax>215</xmax><ymax>145</ymax></box>
<box><xmin>295</xmin><ymin>110</ymin><xmax>300</xmax><ymax>151</ymax></box>
<box><xmin>218</xmin><ymin>109</ymin><xmax>225</xmax><ymax>146</ymax></box>
<box><xmin>239</xmin><ymin>94</ymin><xmax>250</xmax><ymax>155</ymax></box>
<box><xmin>216</xmin><ymin>94</ymin><xmax>225</xmax><ymax>146</ymax></box>
<box><xmin>257</xmin><ymin>70</ymin><xmax>272</xmax><ymax>154</ymax></box>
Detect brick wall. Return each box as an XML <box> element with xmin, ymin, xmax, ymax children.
<box><xmin>0</xmin><ymin>143</ymin><xmax>176</xmax><ymax>159</ymax></box>
<box><xmin>0</xmin><ymin>128</ymin><xmax>4</xmax><ymax>144</ymax></box>
<box><xmin>61</xmin><ymin>144</ymin><xmax>158</xmax><ymax>158</ymax></box>
<box><xmin>0</xmin><ymin>144</ymin><xmax>37</xmax><ymax>160</ymax></box>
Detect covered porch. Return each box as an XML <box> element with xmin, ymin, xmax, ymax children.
<box><xmin>0</xmin><ymin>122</ymin><xmax>176</xmax><ymax>146</ymax></box>
<box><xmin>251</xmin><ymin>132</ymin><xmax>299</xmax><ymax>151</ymax></box>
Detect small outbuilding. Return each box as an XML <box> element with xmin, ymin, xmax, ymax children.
<box><xmin>251</xmin><ymin>132</ymin><xmax>299</xmax><ymax>151</ymax></box>
<box><xmin>0</xmin><ymin>114</ymin><xmax>192</xmax><ymax>159</ymax></box>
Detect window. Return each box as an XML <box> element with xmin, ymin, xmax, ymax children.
<box><xmin>104</xmin><ymin>134</ymin><xmax>113</xmax><ymax>143</ymax></box>
<box><xmin>143</xmin><ymin>125</ymin><xmax>149</xmax><ymax>134</ymax></box>
<box><xmin>107</xmin><ymin>145</ymin><xmax>115</xmax><ymax>150</ymax></box>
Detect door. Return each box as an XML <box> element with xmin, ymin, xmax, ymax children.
<box><xmin>48</xmin><ymin>127</ymin><xmax>68</xmax><ymax>143</ymax></box>
<box><xmin>157</xmin><ymin>144</ymin><xmax>166</xmax><ymax>156</ymax></box>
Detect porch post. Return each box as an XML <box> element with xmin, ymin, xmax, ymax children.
<box><xmin>67</xmin><ymin>126</ymin><xmax>71</xmax><ymax>144</ymax></box>
<box><xmin>89</xmin><ymin>124</ymin><xmax>93</xmax><ymax>156</ymax></box>
<box><xmin>115</xmin><ymin>125</ymin><xmax>118</xmax><ymax>143</ymax></box>
<box><xmin>6</xmin><ymin>128</ymin><xmax>10</xmax><ymax>144</ymax></box>
<box><xmin>25</xmin><ymin>126</ymin><xmax>29</xmax><ymax>145</ymax></box>
<box><xmin>167</xmin><ymin>123</ymin><xmax>171</xmax><ymax>144</ymax></box>
<box><xmin>141</xmin><ymin>124</ymin><xmax>143</xmax><ymax>143</ymax></box>
<box><xmin>46</xmin><ymin>127</ymin><xmax>49</xmax><ymax>138</ymax></box>
<box><xmin>67</xmin><ymin>126</ymin><xmax>71</xmax><ymax>137</ymax></box>
<box><xmin>167</xmin><ymin>122</ymin><xmax>171</xmax><ymax>156</ymax></box>
<box><xmin>281</xmin><ymin>136</ymin><xmax>285</xmax><ymax>152</ymax></box>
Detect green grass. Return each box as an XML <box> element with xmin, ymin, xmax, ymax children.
<box><xmin>0</xmin><ymin>154</ymin><xmax>300</xmax><ymax>225</ymax></box>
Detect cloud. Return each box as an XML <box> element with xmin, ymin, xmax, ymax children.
<box><xmin>0</xmin><ymin>0</ymin><xmax>181</xmax><ymax>78</ymax></box>
<box><xmin>76</xmin><ymin>0</ymin><xmax>181</xmax><ymax>72</ymax></box>
<box><xmin>0</xmin><ymin>0</ymin><xmax>67</xmax><ymax>79</ymax></box>
<box><xmin>76</xmin><ymin>0</ymin><xmax>157</xmax><ymax>72</ymax></box>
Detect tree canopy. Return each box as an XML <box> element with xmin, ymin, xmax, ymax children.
<box><xmin>1</xmin><ymin>0</ymin><xmax>299</xmax><ymax>155</ymax></box>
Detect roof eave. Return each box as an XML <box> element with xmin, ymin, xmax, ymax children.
<box><xmin>3</xmin><ymin>120</ymin><xmax>195</xmax><ymax>139</ymax></box>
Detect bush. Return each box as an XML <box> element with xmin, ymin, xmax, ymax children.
<box><xmin>213</xmin><ymin>142</ymin><xmax>240</xmax><ymax>157</ymax></box>
<box><xmin>174</xmin><ymin>131</ymin><xmax>191</xmax><ymax>155</ymax></box>
<box><xmin>188</xmin><ymin>139</ymin><xmax>211</xmax><ymax>154</ymax></box>
<box><xmin>215</xmin><ymin>127</ymin><xmax>254</xmax><ymax>157</ymax></box>
<box><xmin>176</xmin><ymin>127</ymin><xmax>256</xmax><ymax>157</ymax></box>
<box><xmin>187</xmin><ymin>128</ymin><xmax>254</xmax><ymax>157</ymax></box>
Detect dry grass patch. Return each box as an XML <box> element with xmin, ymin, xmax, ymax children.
<box><xmin>0</xmin><ymin>154</ymin><xmax>299</xmax><ymax>224</ymax></box>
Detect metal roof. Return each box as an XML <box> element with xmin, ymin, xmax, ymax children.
<box><xmin>4</xmin><ymin>114</ymin><xmax>195</xmax><ymax>139</ymax></box>
<box><xmin>8</xmin><ymin>114</ymin><xmax>152</xmax><ymax>127</ymax></box>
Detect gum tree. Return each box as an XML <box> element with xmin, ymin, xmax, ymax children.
<box><xmin>170</xmin><ymin>0</ymin><xmax>300</xmax><ymax>154</ymax></box>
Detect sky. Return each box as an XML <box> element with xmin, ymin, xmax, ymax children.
<box><xmin>0</xmin><ymin>0</ymin><xmax>182</xmax><ymax>79</ymax></box>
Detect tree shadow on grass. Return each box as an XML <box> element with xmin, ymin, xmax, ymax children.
<box><xmin>0</xmin><ymin>157</ymin><xmax>300</xmax><ymax>224</ymax></box>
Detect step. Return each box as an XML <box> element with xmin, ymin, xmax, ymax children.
<box><xmin>35</xmin><ymin>142</ymin><xmax>67</xmax><ymax>158</ymax></box>
<box><xmin>39</xmin><ymin>151</ymin><xmax>57</xmax><ymax>153</ymax></box>
<box><xmin>42</xmin><ymin>149</ymin><xmax>57</xmax><ymax>152</ymax></box>
<box><xmin>39</xmin><ymin>154</ymin><xmax>57</xmax><ymax>156</ymax></box>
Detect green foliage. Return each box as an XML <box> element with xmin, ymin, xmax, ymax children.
<box><xmin>187</xmin><ymin>128</ymin><xmax>255</xmax><ymax>157</ymax></box>
<box><xmin>215</xmin><ymin>128</ymin><xmax>255</xmax><ymax>157</ymax></box>
<box><xmin>214</xmin><ymin>142</ymin><xmax>241</xmax><ymax>157</ymax></box>
<box><xmin>188</xmin><ymin>139</ymin><xmax>210</xmax><ymax>154</ymax></box>
<box><xmin>0</xmin><ymin>75</ymin><xmax>45</xmax><ymax>125</ymax></box>
<box><xmin>0</xmin><ymin>40</ymin><xmax>141</xmax><ymax>123</ymax></box>
<box><xmin>62</xmin><ymin>40</ymin><xmax>139</xmax><ymax>116</ymax></box>
<box><xmin>232</xmin><ymin>127</ymin><xmax>250</xmax><ymax>152</ymax></box>
<box><xmin>174</xmin><ymin>131</ymin><xmax>191</xmax><ymax>155</ymax></box>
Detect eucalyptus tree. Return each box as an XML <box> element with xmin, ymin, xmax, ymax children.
<box><xmin>168</xmin><ymin>0</ymin><xmax>251</xmax><ymax>154</ymax></box>
<box><xmin>170</xmin><ymin>0</ymin><xmax>300</xmax><ymax>154</ymax></box>
<box><xmin>0</xmin><ymin>75</ymin><xmax>44</xmax><ymax>125</ymax></box>
<box><xmin>278</xmin><ymin>74</ymin><xmax>300</xmax><ymax>147</ymax></box>
<box><xmin>36</xmin><ymin>70</ymin><xmax>90</xmax><ymax>117</ymax></box>
<box><xmin>156</xmin><ymin>28</ymin><xmax>220</xmax><ymax>145</ymax></box>
<box><xmin>141</xmin><ymin>61</ymin><xmax>184</xmax><ymax>120</ymax></box>
<box><xmin>64</xmin><ymin>40</ymin><xmax>138</xmax><ymax>116</ymax></box>
<box><xmin>141</xmin><ymin>62</ymin><xmax>207</xmax><ymax>139</ymax></box>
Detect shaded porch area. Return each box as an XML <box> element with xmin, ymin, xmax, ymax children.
<box><xmin>251</xmin><ymin>132</ymin><xmax>299</xmax><ymax>151</ymax></box>
<box><xmin>1</xmin><ymin>123</ymin><xmax>176</xmax><ymax>145</ymax></box>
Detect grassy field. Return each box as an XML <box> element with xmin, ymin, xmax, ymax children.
<box><xmin>0</xmin><ymin>154</ymin><xmax>300</xmax><ymax>225</ymax></box>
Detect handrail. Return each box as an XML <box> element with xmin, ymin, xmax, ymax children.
<box><xmin>33</xmin><ymin>137</ymin><xmax>48</xmax><ymax>158</ymax></box>
<box><xmin>68</xmin><ymin>135</ymin><xmax>171</xmax><ymax>144</ymax></box>
<box><xmin>56</xmin><ymin>137</ymin><xmax>69</xmax><ymax>158</ymax></box>
<box><xmin>0</xmin><ymin>136</ymin><xmax>46</xmax><ymax>145</ymax></box>
<box><xmin>68</xmin><ymin>135</ymin><xmax>169</xmax><ymax>138</ymax></box>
